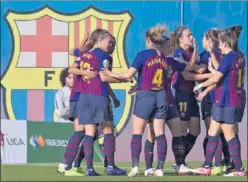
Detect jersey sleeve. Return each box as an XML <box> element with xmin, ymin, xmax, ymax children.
<box><xmin>73</xmin><ymin>48</ymin><xmax>81</xmax><ymax>57</ymax></box>
<box><xmin>199</xmin><ymin>51</ymin><xmax>209</xmax><ymax>65</ymax></box>
<box><xmin>99</xmin><ymin>52</ymin><xmax>112</xmax><ymax>71</ymax></box>
<box><xmin>166</xmin><ymin>57</ymin><xmax>186</xmax><ymax>72</ymax></box>
<box><xmin>74</xmin><ymin>60</ymin><xmax>80</xmax><ymax>65</ymax></box>
<box><xmin>131</xmin><ymin>52</ymin><xmax>145</xmax><ymax>71</ymax></box>
<box><xmin>217</xmin><ymin>55</ymin><xmax>232</xmax><ymax>76</ymax></box>
<box><xmin>173</xmin><ymin>48</ymin><xmax>182</xmax><ymax>58</ymax></box>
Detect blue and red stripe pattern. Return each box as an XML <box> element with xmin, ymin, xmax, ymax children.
<box><xmin>132</xmin><ymin>49</ymin><xmax>168</xmax><ymax>91</ymax></box>
<box><xmin>172</xmin><ymin>47</ymin><xmax>195</xmax><ymax>93</ymax></box>
<box><xmin>216</xmin><ymin>51</ymin><xmax>242</xmax><ymax>107</ymax></box>
<box><xmin>79</xmin><ymin>48</ymin><xmax>111</xmax><ymax>97</ymax></box>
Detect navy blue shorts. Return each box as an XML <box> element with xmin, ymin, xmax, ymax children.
<box><xmin>78</xmin><ymin>93</ymin><xmax>110</xmax><ymax>125</ymax></box>
<box><xmin>201</xmin><ymin>96</ymin><xmax>212</xmax><ymax>121</ymax></box>
<box><xmin>69</xmin><ymin>101</ymin><xmax>78</xmax><ymax>121</ymax></box>
<box><xmin>211</xmin><ymin>104</ymin><xmax>238</xmax><ymax>124</ymax></box>
<box><xmin>166</xmin><ymin>104</ymin><xmax>180</xmax><ymax>121</ymax></box>
<box><xmin>133</xmin><ymin>90</ymin><xmax>168</xmax><ymax>120</ymax></box>
<box><xmin>175</xmin><ymin>91</ymin><xmax>200</xmax><ymax>121</ymax></box>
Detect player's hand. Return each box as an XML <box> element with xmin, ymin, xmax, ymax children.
<box><xmin>192</xmin><ymin>37</ymin><xmax>198</xmax><ymax>52</ymax></box>
<box><xmin>55</xmin><ymin>109</ymin><xmax>61</xmax><ymax>119</ymax></box>
<box><xmin>193</xmin><ymin>37</ymin><xmax>197</xmax><ymax>48</ymax></box>
<box><xmin>206</xmin><ymin>42</ymin><xmax>213</xmax><ymax>53</ymax></box>
<box><xmin>113</xmin><ymin>98</ymin><xmax>120</xmax><ymax>108</ymax></box>
<box><xmin>208</xmin><ymin>58</ymin><xmax>216</xmax><ymax>73</ymax></box>
<box><xmin>85</xmin><ymin>31</ymin><xmax>91</xmax><ymax>37</ymax></box>
<box><xmin>197</xmin><ymin>90</ymin><xmax>207</xmax><ymax>101</ymax></box>
<box><xmin>128</xmin><ymin>85</ymin><xmax>137</xmax><ymax>95</ymax></box>
<box><xmin>101</xmin><ymin>68</ymin><xmax>114</xmax><ymax>77</ymax></box>
<box><xmin>85</xmin><ymin>68</ymin><xmax>98</xmax><ymax>78</ymax></box>
<box><xmin>79</xmin><ymin>32</ymin><xmax>91</xmax><ymax>49</ymax></box>
<box><xmin>65</xmin><ymin>107</ymin><xmax>70</xmax><ymax>117</ymax></box>
<box><xmin>193</xmin><ymin>83</ymin><xmax>203</xmax><ymax>93</ymax></box>
<box><xmin>122</xmin><ymin>78</ymin><xmax>133</xmax><ymax>83</ymax></box>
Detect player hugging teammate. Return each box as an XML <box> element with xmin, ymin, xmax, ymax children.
<box><xmin>57</xmin><ymin>25</ymin><xmax>246</xmax><ymax>177</ymax></box>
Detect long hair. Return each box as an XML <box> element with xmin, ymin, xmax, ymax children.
<box><xmin>224</xmin><ymin>25</ymin><xmax>242</xmax><ymax>51</ymax></box>
<box><xmin>219</xmin><ymin>31</ymin><xmax>238</xmax><ymax>52</ymax></box>
<box><xmin>83</xmin><ymin>28</ymin><xmax>111</xmax><ymax>51</ymax></box>
<box><xmin>205</xmin><ymin>28</ymin><xmax>220</xmax><ymax>50</ymax></box>
<box><xmin>225</xmin><ymin>25</ymin><xmax>242</xmax><ymax>39</ymax></box>
<box><xmin>171</xmin><ymin>26</ymin><xmax>188</xmax><ymax>50</ymax></box>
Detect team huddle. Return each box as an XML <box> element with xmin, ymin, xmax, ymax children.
<box><xmin>56</xmin><ymin>24</ymin><xmax>246</xmax><ymax>177</ymax></box>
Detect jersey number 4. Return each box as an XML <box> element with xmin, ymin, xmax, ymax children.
<box><xmin>152</xmin><ymin>69</ymin><xmax>163</xmax><ymax>88</ymax></box>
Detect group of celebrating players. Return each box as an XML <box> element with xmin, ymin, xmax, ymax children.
<box><xmin>56</xmin><ymin>24</ymin><xmax>246</xmax><ymax>177</ymax></box>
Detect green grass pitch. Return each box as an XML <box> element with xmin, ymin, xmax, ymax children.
<box><xmin>1</xmin><ymin>161</ymin><xmax>247</xmax><ymax>181</ymax></box>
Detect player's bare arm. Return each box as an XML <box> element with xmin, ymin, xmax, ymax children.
<box><xmin>182</xmin><ymin>72</ymin><xmax>213</xmax><ymax>81</ymax></box>
<box><xmin>99</xmin><ymin>71</ymin><xmax>125</xmax><ymax>83</ymax></box>
<box><xmin>193</xmin><ymin>71</ymin><xmax>222</xmax><ymax>92</ymax></box>
<box><xmin>102</xmin><ymin>67</ymin><xmax>137</xmax><ymax>80</ymax></box>
<box><xmin>193</xmin><ymin>64</ymin><xmax>207</xmax><ymax>74</ymax></box>
<box><xmin>188</xmin><ymin>37</ymin><xmax>198</xmax><ymax>67</ymax></box>
<box><xmin>207</xmin><ymin>48</ymin><xmax>219</xmax><ymax>70</ymax></box>
<box><xmin>69</xmin><ymin>48</ymin><xmax>78</xmax><ymax>56</ymax></box>
<box><xmin>173</xmin><ymin>56</ymin><xmax>194</xmax><ymax>71</ymax></box>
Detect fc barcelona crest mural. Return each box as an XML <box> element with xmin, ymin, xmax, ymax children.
<box><xmin>1</xmin><ymin>6</ymin><xmax>134</xmax><ymax>143</ymax></box>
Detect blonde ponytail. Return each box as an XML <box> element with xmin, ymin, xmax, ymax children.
<box><xmin>146</xmin><ymin>24</ymin><xmax>169</xmax><ymax>46</ymax></box>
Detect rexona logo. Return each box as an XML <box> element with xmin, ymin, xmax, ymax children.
<box><xmin>0</xmin><ymin>131</ymin><xmax>25</xmax><ymax>146</ymax></box>
<box><xmin>29</xmin><ymin>135</ymin><xmax>68</xmax><ymax>148</ymax></box>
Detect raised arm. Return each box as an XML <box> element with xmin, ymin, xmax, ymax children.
<box><xmin>188</xmin><ymin>38</ymin><xmax>198</xmax><ymax>67</ymax></box>
<box><xmin>209</xmin><ymin>51</ymin><xmax>220</xmax><ymax>70</ymax></box>
<box><xmin>69</xmin><ymin>32</ymin><xmax>91</xmax><ymax>56</ymax></box>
